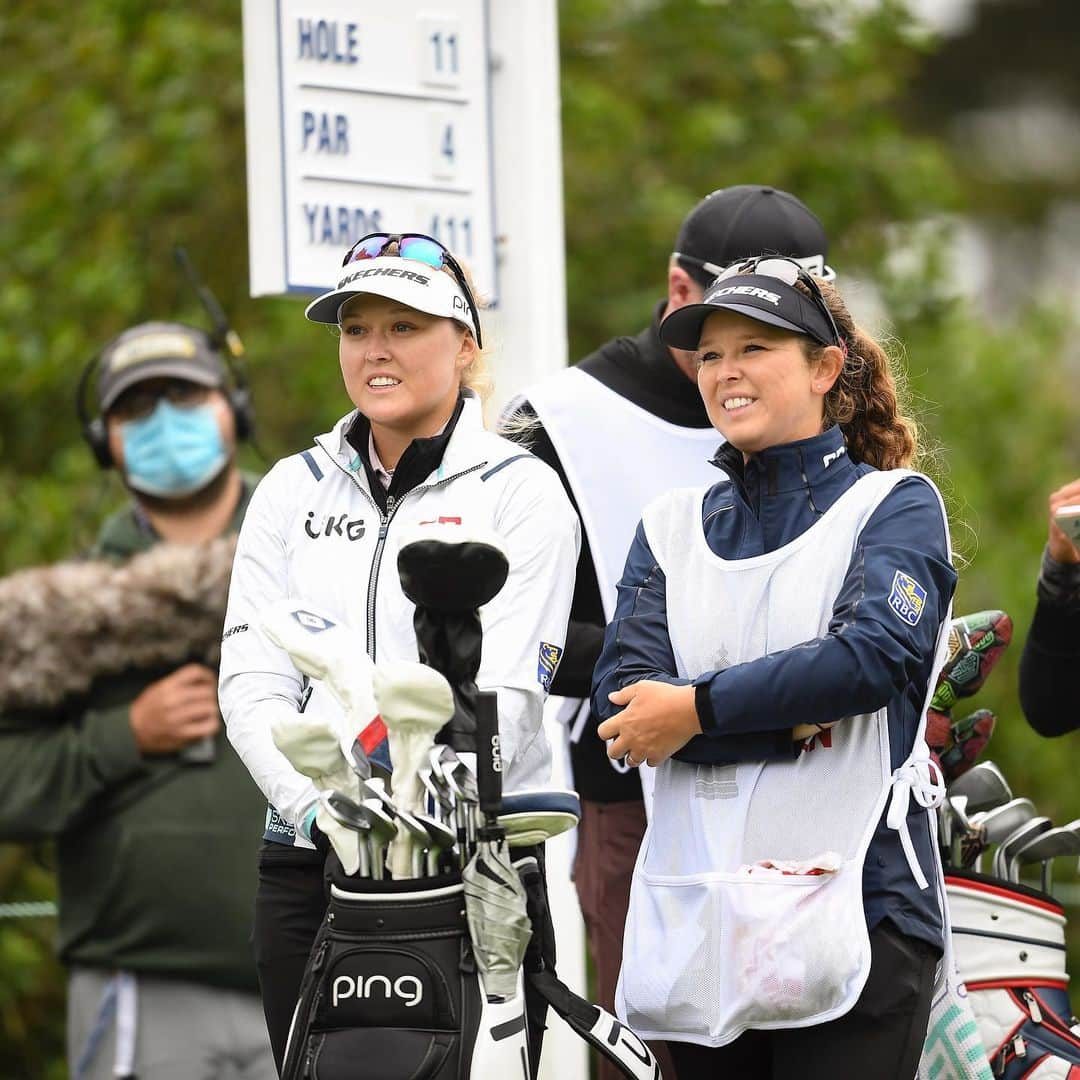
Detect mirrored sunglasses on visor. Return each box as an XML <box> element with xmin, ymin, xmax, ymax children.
<box><xmin>659</xmin><ymin>254</ymin><xmax>846</xmax><ymax>352</ymax></box>
<box><xmin>342</xmin><ymin>232</ymin><xmax>483</xmax><ymax>347</ymax></box>
<box><xmin>675</xmin><ymin>250</ymin><xmax>836</xmax><ymax>284</ymax></box>
<box><xmin>713</xmin><ymin>255</ymin><xmax>845</xmax><ymax>349</ymax></box>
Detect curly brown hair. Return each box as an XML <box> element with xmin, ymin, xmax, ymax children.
<box><xmin>800</xmin><ymin>279</ymin><xmax>919</xmax><ymax>470</ymax></box>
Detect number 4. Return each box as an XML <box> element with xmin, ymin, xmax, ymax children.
<box><xmin>430</xmin><ymin>112</ymin><xmax>457</xmax><ymax>180</ymax></box>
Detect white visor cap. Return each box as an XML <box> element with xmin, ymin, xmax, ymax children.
<box><xmin>304</xmin><ymin>256</ymin><xmax>478</xmax><ymax>339</ymax></box>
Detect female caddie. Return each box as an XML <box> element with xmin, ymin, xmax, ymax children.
<box><xmin>593</xmin><ymin>258</ymin><xmax>956</xmax><ymax>1079</ymax></box>
<box><xmin>219</xmin><ymin>234</ymin><xmax>579</xmax><ymax>1071</ymax></box>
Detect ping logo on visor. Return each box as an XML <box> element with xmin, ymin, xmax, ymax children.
<box><xmin>537</xmin><ymin>642</ymin><xmax>563</xmax><ymax>691</ymax></box>
<box><xmin>888</xmin><ymin>571</ymin><xmax>927</xmax><ymax>627</ymax></box>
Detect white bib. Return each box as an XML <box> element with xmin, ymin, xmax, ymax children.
<box><xmin>616</xmin><ymin>469</ymin><xmax>952</xmax><ymax>1045</ymax></box>
<box><xmin>525</xmin><ymin>365</ymin><xmax>721</xmax><ymax>622</ymax></box>
<box><xmin>523</xmin><ymin>366</ymin><xmax>721</xmax><ymax>804</ymax></box>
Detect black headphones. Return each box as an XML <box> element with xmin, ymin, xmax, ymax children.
<box><xmin>75</xmin><ymin>324</ymin><xmax>255</xmax><ymax>470</ymax></box>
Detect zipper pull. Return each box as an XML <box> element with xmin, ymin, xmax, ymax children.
<box><xmin>311</xmin><ymin>939</ymin><xmax>330</xmax><ymax>973</ymax></box>
<box><xmin>1012</xmin><ymin>1034</ymin><xmax>1027</xmax><ymax>1058</ymax></box>
<box><xmin>1023</xmin><ymin>991</ymin><xmax>1043</xmax><ymax>1024</ymax></box>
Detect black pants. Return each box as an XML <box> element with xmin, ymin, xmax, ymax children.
<box><xmin>252</xmin><ymin>842</ymin><xmax>327</xmax><ymax>1075</ymax></box>
<box><xmin>252</xmin><ymin>840</ymin><xmax>555</xmax><ymax>1078</ymax></box>
<box><xmin>668</xmin><ymin>920</ymin><xmax>940</xmax><ymax>1080</ymax></box>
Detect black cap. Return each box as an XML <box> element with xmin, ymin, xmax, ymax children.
<box><xmin>659</xmin><ymin>272</ymin><xmax>837</xmax><ymax>351</ymax></box>
<box><xmin>97</xmin><ymin>322</ymin><xmax>227</xmax><ymax>412</ymax></box>
<box><xmin>674</xmin><ymin>186</ymin><xmax>830</xmax><ymax>287</ymax></box>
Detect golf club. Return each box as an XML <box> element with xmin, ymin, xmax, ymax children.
<box><xmin>947</xmin><ymin>761</ymin><xmax>1011</xmax><ymax>814</ymax></box>
<box><xmin>993</xmin><ymin>817</ymin><xmax>1053</xmax><ymax>881</ymax></box>
<box><xmin>1010</xmin><ymin>820</ymin><xmax>1080</xmax><ymax>891</ymax></box>
<box><xmin>966</xmin><ymin>798</ymin><xmax>1037</xmax><ymax>871</ymax></box>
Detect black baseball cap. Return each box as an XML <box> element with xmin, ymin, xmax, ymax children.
<box><xmin>97</xmin><ymin>322</ymin><xmax>227</xmax><ymax>412</ymax></box>
<box><xmin>659</xmin><ymin>272</ymin><xmax>838</xmax><ymax>351</ymax></box>
<box><xmin>674</xmin><ymin>186</ymin><xmax>831</xmax><ymax>287</ymax></box>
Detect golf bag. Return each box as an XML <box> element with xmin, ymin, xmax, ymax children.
<box><xmin>281</xmin><ymin>870</ymin><xmax>487</xmax><ymax>1080</ymax></box>
<box><xmin>276</xmin><ymin>526</ymin><xmax>664</xmax><ymax>1079</ymax></box>
<box><xmin>281</xmin><ymin>856</ymin><xmax>663</xmax><ymax>1080</ymax></box>
<box><xmin>947</xmin><ymin>870</ymin><xmax>1080</xmax><ymax>1078</ymax></box>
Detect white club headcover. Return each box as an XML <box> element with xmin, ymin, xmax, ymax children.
<box><xmin>375</xmin><ymin>660</ymin><xmax>454</xmax><ymax>877</ymax></box>
<box><xmin>314</xmin><ymin>801</ymin><xmax>362</xmax><ymax>876</ymax></box>
<box><xmin>269</xmin><ymin>710</ymin><xmax>361</xmax><ymax>873</ymax></box>
<box><xmin>260</xmin><ymin>600</ymin><xmax>377</xmax><ymax>726</ymax></box>
<box><xmin>270</xmin><ymin>711</ymin><xmax>356</xmax><ymax>794</ymax></box>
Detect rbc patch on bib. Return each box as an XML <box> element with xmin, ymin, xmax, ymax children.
<box><xmin>537</xmin><ymin>641</ymin><xmax>563</xmax><ymax>691</ymax></box>
<box><xmin>888</xmin><ymin>570</ymin><xmax>927</xmax><ymax>627</ymax></box>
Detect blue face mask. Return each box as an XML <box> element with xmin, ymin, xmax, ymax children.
<box><xmin>120</xmin><ymin>399</ymin><xmax>228</xmax><ymax>498</ymax></box>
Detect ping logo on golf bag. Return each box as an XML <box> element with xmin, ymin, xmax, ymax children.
<box><xmin>888</xmin><ymin>570</ymin><xmax>927</xmax><ymax>627</ymax></box>
<box><xmin>331</xmin><ymin>973</ymin><xmax>424</xmax><ymax>1009</ymax></box>
<box><xmin>537</xmin><ymin>641</ymin><xmax>563</xmax><ymax>691</ymax></box>
<box><xmin>490</xmin><ymin>732</ymin><xmax>502</xmax><ymax>774</ymax></box>
<box><xmin>290</xmin><ymin>609</ymin><xmax>335</xmax><ymax>632</ymax></box>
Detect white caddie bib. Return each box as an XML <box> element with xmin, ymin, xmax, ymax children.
<box><xmin>523</xmin><ymin>366</ymin><xmax>721</xmax><ymax>805</ymax></box>
<box><xmin>616</xmin><ymin>469</ymin><xmax>953</xmax><ymax>1046</ymax></box>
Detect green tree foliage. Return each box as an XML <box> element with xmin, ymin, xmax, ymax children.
<box><xmin>1</xmin><ymin>1</ymin><xmax>1078</xmax><ymax>1073</ymax></box>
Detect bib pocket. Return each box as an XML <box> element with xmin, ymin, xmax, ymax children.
<box><xmin>619</xmin><ymin>859</ymin><xmax>870</xmax><ymax>1044</ymax></box>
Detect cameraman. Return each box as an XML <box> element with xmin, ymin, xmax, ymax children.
<box><xmin>0</xmin><ymin>322</ymin><xmax>274</xmax><ymax>1079</ymax></box>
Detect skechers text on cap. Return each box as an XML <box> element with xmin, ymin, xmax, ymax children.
<box><xmin>674</xmin><ymin>186</ymin><xmax>831</xmax><ymax>286</ymax></box>
<box><xmin>304</xmin><ymin>256</ymin><xmax>478</xmax><ymax>338</ymax></box>
<box><xmin>659</xmin><ymin>272</ymin><xmax>838</xmax><ymax>351</ymax></box>
<box><xmin>98</xmin><ymin>322</ymin><xmax>226</xmax><ymax>413</ymax></box>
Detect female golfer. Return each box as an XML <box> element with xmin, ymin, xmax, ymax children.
<box><xmin>219</xmin><ymin>233</ymin><xmax>578</xmax><ymax>1071</ymax></box>
<box><xmin>594</xmin><ymin>257</ymin><xmax>956</xmax><ymax>1079</ymax></box>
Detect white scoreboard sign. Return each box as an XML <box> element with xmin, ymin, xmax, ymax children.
<box><xmin>244</xmin><ymin>0</ymin><xmax>497</xmax><ymax>299</ymax></box>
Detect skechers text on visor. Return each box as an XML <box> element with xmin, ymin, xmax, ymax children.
<box><xmin>304</xmin><ymin>256</ymin><xmax>479</xmax><ymax>341</ymax></box>
<box><xmin>659</xmin><ymin>271</ymin><xmax>839</xmax><ymax>351</ymax></box>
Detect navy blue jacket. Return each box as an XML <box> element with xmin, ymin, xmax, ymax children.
<box><xmin>592</xmin><ymin>426</ymin><xmax>957</xmax><ymax>948</ymax></box>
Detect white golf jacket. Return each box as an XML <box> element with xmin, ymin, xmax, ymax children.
<box><xmin>219</xmin><ymin>392</ymin><xmax>580</xmax><ymax>846</ymax></box>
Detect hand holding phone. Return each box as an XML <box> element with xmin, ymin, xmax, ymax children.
<box><xmin>1053</xmin><ymin>504</ymin><xmax>1080</xmax><ymax>547</ymax></box>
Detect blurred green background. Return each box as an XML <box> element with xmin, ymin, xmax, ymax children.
<box><xmin>3</xmin><ymin>0</ymin><xmax>1080</xmax><ymax>1074</ymax></box>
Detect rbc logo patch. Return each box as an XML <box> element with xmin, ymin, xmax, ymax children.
<box><xmin>537</xmin><ymin>642</ymin><xmax>563</xmax><ymax>691</ymax></box>
<box><xmin>888</xmin><ymin>571</ymin><xmax>927</xmax><ymax>627</ymax></box>
<box><xmin>291</xmin><ymin>609</ymin><xmax>335</xmax><ymax>633</ymax></box>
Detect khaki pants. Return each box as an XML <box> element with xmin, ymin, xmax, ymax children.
<box><xmin>68</xmin><ymin>969</ymin><xmax>276</xmax><ymax>1080</ymax></box>
<box><xmin>573</xmin><ymin>799</ymin><xmax>677</xmax><ymax>1080</ymax></box>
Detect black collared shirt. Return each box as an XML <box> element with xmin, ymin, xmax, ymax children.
<box><xmin>509</xmin><ymin>303</ymin><xmax>711</xmax><ymax>801</ymax></box>
<box><xmin>345</xmin><ymin>393</ymin><xmax>466</xmax><ymax>513</ymax></box>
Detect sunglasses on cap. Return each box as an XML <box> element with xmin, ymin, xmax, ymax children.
<box><xmin>342</xmin><ymin>232</ymin><xmax>483</xmax><ymax>348</ymax></box>
<box><xmin>712</xmin><ymin>255</ymin><xmax>845</xmax><ymax>350</ymax></box>
<box><xmin>676</xmin><ymin>251</ymin><xmax>835</xmax><ymax>285</ymax></box>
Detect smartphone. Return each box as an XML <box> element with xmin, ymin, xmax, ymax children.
<box><xmin>1053</xmin><ymin>504</ymin><xmax>1080</xmax><ymax>545</ymax></box>
<box><xmin>179</xmin><ymin>734</ymin><xmax>217</xmax><ymax>765</ymax></box>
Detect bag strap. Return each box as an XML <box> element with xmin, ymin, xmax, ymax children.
<box><xmin>527</xmin><ymin>969</ymin><xmax>661</xmax><ymax>1080</ymax></box>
